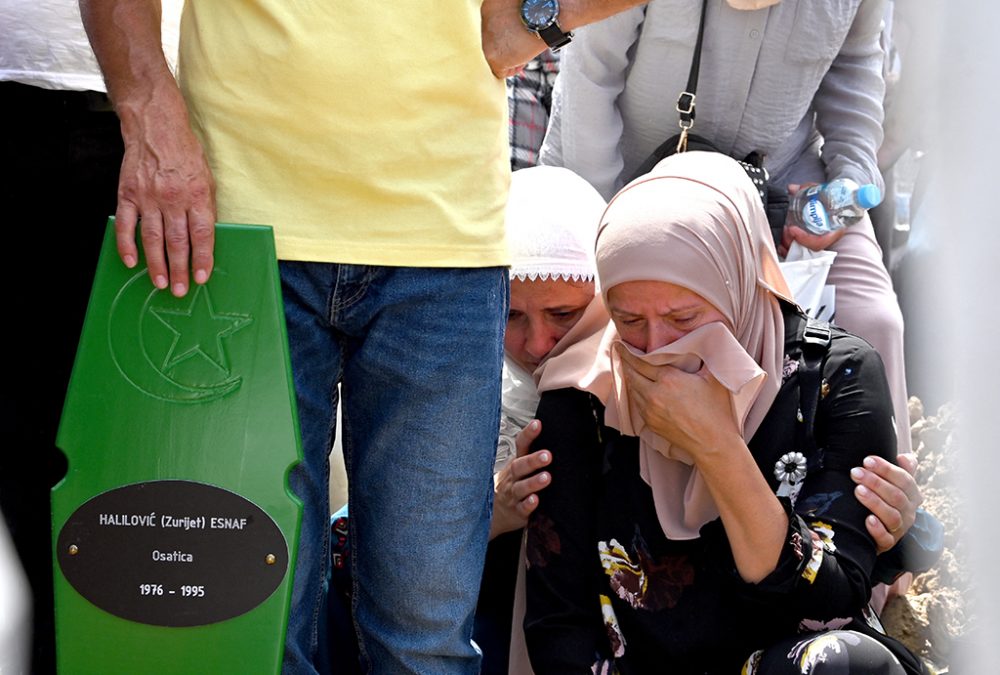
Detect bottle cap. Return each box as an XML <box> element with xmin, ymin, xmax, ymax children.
<box><xmin>856</xmin><ymin>184</ymin><xmax>882</xmax><ymax>209</ymax></box>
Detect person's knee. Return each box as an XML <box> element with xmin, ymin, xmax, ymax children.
<box><xmin>751</xmin><ymin>631</ymin><xmax>907</xmax><ymax>674</ymax></box>
<box><xmin>838</xmin><ymin>296</ymin><xmax>905</xmax><ymax>350</ymax></box>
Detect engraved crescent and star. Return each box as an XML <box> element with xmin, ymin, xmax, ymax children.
<box><xmin>150</xmin><ymin>285</ymin><xmax>251</xmax><ymax>377</ymax></box>
<box><xmin>108</xmin><ymin>269</ymin><xmax>253</xmax><ymax>403</ymax></box>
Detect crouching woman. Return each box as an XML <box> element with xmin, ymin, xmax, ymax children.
<box><xmin>523</xmin><ymin>152</ymin><xmax>926</xmax><ymax>675</ymax></box>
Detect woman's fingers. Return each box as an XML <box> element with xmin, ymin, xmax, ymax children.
<box><xmin>896</xmin><ymin>452</ymin><xmax>919</xmax><ymax>477</ymax></box>
<box><xmin>514</xmin><ymin>419</ymin><xmax>543</xmax><ymax>458</ymax></box>
<box><xmin>490</xmin><ymin>446</ymin><xmax>553</xmax><ymax>538</ymax></box>
<box><xmin>616</xmin><ymin>344</ymin><xmax>662</xmax><ymax>381</ymax></box>
<box><xmin>856</xmin><ymin>455</ymin><xmax>923</xmax><ymax>511</ymax></box>
<box><xmin>863</xmin><ymin>512</ymin><xmax>898</xmax><ymax>554</ymax></box>
<box><xmin>851</xmin><ymin>455</ymin><xmax>921</xmax><ymax>552</ymax></box>
<box><xmin>508</xmin><ymin>451</ymin><xmax>552</xmax><ymax>500</ymax></box>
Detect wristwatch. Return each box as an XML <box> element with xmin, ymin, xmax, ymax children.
<box><xmin>519</xmin><ymin>0</ymin><xmax>573</xmax><ymax>51</ymax></box>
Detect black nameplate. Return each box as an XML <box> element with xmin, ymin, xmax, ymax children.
<box><xmin>57</xmin><ymin>480</ymin><xmax>289</xmax><ymax>627</ymax></box>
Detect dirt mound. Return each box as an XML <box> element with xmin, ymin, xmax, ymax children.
<box><xmin>882</xmin><ymin>398</ymin><xmax>969</xmax><ymax>674</ymax></box>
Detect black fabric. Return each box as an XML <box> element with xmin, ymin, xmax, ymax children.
<box><xmin>750</xmin><ymin>630</ymin><xmax>908</xmax><ymax>674</ymax></box>
<box><xmin>1</xmin><ymin>81</ymin><xmax>124</xmax><ymax>675</ymax></box>
<box><xmin>328</xmin><ymin>514</ymin><xmax>361</xmax><ymax>674</ymax></box>
<box><xmin>475</xmin><ymin>529</ymin><xmax>523</xmax><ymax>675</ymax></box>
<box><xmin>524</xmin><ymin>304</ymin><xmax>926</xmax><ymax>675</ymax></box>
<box><xmin>625</xmin><ymin>132</ymin><xmax>788</xmax><ymax>249</ymax></box>
<box><xmin>764</xmin><ymin>184</ymin><xmax>790</xmax><ymax>247</ymax></box>
<box><xmin>797</xmin><ymin>317</ymin><xmax>832</xmax><ymax>457</ymax></box>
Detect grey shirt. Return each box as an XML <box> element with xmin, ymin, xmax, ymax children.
<box><xmin>540</xmin><ymin>0</ymin><xmax>887</xmax><ymax>200</ymax></box>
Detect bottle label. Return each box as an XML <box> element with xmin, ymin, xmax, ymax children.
<box><xmin>803</xmin><ymin>192</ymin><xmax>829</xmax><ymax>234</ymax></box>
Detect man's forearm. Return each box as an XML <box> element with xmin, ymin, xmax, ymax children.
<box><xmin>79</xmin><ymin>0</ymin><xmax>177</xmax><ymax>113</ymax></box>
<box><xmin>482</xmin><ymin>0</ymin><xmax>648</xmax><ymax>78</ymax></box>
<box><xmin>79</xmin><ymin>0</ymin><xmax>217</xmax><ymax>298</ymax></box>
<box><xmin>558</xmin><ymin>0</ymin><xmax>647</xmax><ymax>31</ymax></box>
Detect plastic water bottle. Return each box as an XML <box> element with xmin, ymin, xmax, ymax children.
<box><xmin>789</xmin><ymin>178</ymin><xmax>883</xmax><ymax>235</ymax></box>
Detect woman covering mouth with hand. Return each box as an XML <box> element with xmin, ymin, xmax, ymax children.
<box><xmin>521</xmin><ymin>152</ymin><xmax>927</xmax><ymax>675</ymax></box>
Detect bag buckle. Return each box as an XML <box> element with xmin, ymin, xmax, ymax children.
<box><xmin>676</xmin><ymin>91</ymin><xmax>696</xmax><ymax>116</ymax></box>
<box><xmin>676</xmin><ymin>91</ymin><xmax>696</xmax><ymax>147</ymax></box>
<box><xmin>802</xmin><ymin>319</ymin><xmax>832</xmax><ymax>349</ymax></box>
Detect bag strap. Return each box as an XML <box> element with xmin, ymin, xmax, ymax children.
<box><xmin>675</xmin><ymin>0</ymin><xmax>709</xmax><ymax>151</ymax></box>
<box><xmin>797</xmin><ymin>317</ymin><xmax>831</xmax><ymax>469</ymax></box>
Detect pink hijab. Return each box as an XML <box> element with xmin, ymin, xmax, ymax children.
<box><xmin>540</xmin><ymin>151</ymin><xmax>795</xmax><ymax>539</ymax></box>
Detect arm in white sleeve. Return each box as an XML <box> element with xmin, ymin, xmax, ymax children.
<box><xmin>813</xmin><ymin>0</ymin><xmax>888</xmax><ymax>191</ymax></box>
<box><xmin>539</xmin><ymin>6</ymin><xmax>645</xmax><ymax>199</ymax></box>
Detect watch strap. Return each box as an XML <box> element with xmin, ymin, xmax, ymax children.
<box><xmin>537</xmin><ymin>22</ymin><xmax>573</xmax><ymax>51</ymax></box>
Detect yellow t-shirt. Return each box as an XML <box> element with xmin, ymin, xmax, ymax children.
<box><xmin>179</xmin><ymin>1</ymin><xmax>510</xmax><ymax>267</ymax></box>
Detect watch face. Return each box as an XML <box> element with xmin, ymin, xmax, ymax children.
<box><xmin>521</xmin><ymin>0</ymin><xmax>558</xmax><ymax>31</ymax></box>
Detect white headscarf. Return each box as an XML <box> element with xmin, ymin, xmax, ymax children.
<box><xmin>496</xmin><ymin>167</ymin><xmax>608</xmax><ymax>472</ymax></box>
<box><xmin>506</xmin><ymin>166</ymin><xmax>606</xmax><ymax>283</ymax></box>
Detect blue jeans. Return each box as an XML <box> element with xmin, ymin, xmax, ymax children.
<box><xmin>280</xmin><ymin>262</ymin><xmax>508</xmax><ymax>674</ymax></box>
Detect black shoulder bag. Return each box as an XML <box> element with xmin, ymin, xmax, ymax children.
<box><xmin>625</xmin><ymin>0</ymin><xmax>789</xmax><ymax>247</ymax></box>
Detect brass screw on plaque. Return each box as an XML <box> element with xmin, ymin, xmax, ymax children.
<box><xmin>68</xmin><ymin>545</ymin><xmax>79</xmax><ymax>556</ymax></box>
<box><xmin>265</xmin><ymin>554</ymin><xmax>276</xmax><ymax>565</ymax></box>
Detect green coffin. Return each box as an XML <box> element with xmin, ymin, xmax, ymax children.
<box><xmin>53</xmin><ymin>221</ymin><xmax>302</xmax><ymax>674</ymax></box>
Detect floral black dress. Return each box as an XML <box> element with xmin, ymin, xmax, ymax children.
<box><xmin>524</xmin><ymin>305</ymin><xmax>926</xmax><ymax>675</ymax></box>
